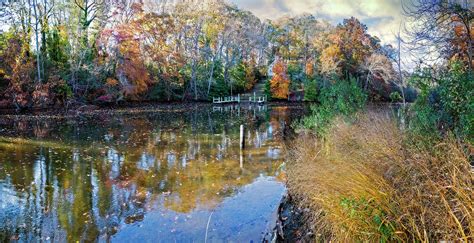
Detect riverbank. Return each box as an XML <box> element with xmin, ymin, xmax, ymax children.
<box><xmin>0</xmin><ymin>101</ymin><xmax>308</xmax><ymax>117</ymax></box>
<box><xmin>282</xmin><ymin>108</ymin><xmax>473</xmax><ymax>241</ymax></box>
<box><xmin>272</xmin><ymin>194</ymin><xmax>314</xmax><ymax>242</ymax></box>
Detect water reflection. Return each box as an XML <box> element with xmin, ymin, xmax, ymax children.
<box><xmin>0</xmin><ymin>104</ymin><xmax>305</xmax><ymax>242</ymax></box>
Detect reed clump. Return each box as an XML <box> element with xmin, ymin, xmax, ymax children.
<box><xmin>288</xmin><ymin>109</ymin><xmax>473</xmax><ymax>242</ymax></box>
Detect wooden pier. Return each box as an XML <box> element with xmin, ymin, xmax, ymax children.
<box><xmin>213</xmin><ymin>93</ymin><xmax>267</xmax><ymax>104</ymax></box>
<box><xmin>248</xmin><ymin>96</ymin><xmax>267</xmax><ymax>104</ymax></box>
<box><xmin>212</xmin><ymin>95</ymin><xmax>241</xmax><ymax>104</ymax></box>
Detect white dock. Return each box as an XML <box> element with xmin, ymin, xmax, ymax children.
<box><xmin>213</xmin><ymin>93</ymin><xmax>267</xmax><ymax>104</ymax></box>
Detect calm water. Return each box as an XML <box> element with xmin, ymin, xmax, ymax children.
<box><xmin>0</xmin><ymin>104</ymin><xmax>305</xmax><ymax>242</ymax></box>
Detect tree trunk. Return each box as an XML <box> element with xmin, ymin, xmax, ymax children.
<box><xmin>191</xmin><ymin>58</ymin><xmax>198</xmax><ymax>100</ymax></box>
<box><xmin>190</xmin><ymin>21</ymin><xmax>202</xmax><ymax>101</ymax></box>
<box><xmin>365</xmin><ymin>70</ymin><xmax>370</xmax><ymax>91</ymax></box>
<box><xmin>207</xmin><ymin>55</ymin><xmax>216</xmax><ymax>97</ymax></box>
<box><xmin>465</xmin><ymin>22</ymin><xmax>473</xmax><ymax>73</ymax></box>
<box><xmin>80</xmin><ymin>0</ymin><xmax>90</xmax><ymax>47</ymax></box>
<box><xmin>32</xmin><ymin>0</ymin><xmax>42</xmax><ymax>83</ymax></box>
<box><xmin>397</xmin><ymin>31</ymin><xmax>406</xmax><ymax>106</ymax></box>
<box><xmin>40</xmin><ymin>0</ymin><xmax>48</xmax><ymax>56</ymax></box>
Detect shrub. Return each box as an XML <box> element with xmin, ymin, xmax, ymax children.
<box><xmin>288</xmin><ymin>110</ymin><xmax>473</xmax><ymax>242</ymax></box>
<box><xmin>209</xmin><ymin>61</ymin><xmax>229</xmax><ymax>99</ymax></box>
<box><xmin>303</xmin><ymin>77</ymin><xmax>319</xmax><ymax>102</ymax></box>
<box><xmin>409</xmin><ymin>62</ymin><xmax>473</xmax><ymax>143</ymax></box>
<box><xmin>408</xmin><ymin>94</ymin><xmax>442</xmax><ymax>142</ymax></box>
<box><xmin>288</xmin><ymin>63</ymin><xmax>305</xmax><ymax>93</ymax></box>
<box><xmin>437</xmin><ymin>63</ymin><xmax>473</xmax><ymax>142</ymax></box>
<box><xmin>230</xmin><ymin>61</ymin><xmax>247</xmax><ymax>93</ymax></box>
<box><xmin>298</xmin><ymin>77</ymin><xmax>367</xmax><ymax>134</ymax></box>
<box><xmin>318</xmin><ymin>77</ymin><xmax>367</xmax><ymax>115</ymax></box>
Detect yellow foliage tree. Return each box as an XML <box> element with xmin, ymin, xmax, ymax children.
<box><xmin>270</xmin><ymin>59</ymin><xmax>290</xmax><ymax>99</ymax></box>
<box><xmin>320</xmin><ymin>44</ymin><xmax>343</xmax><ymax>76</ymax></box>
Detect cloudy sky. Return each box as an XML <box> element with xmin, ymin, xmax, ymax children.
<box><xmin>230</xmin><ymin>0</ymin><xmax>404</xmax><ymax>45</ymax></box>
<box><xmin>1</xmin><ymin>0</ymin><xmax>404</xmax><ymax>45</ymax></box>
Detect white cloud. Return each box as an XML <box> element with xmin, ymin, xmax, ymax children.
<box><xmin>230</xmin><ymin>0</ymin><xmax>404</xmax><ymax>46</ymax></box>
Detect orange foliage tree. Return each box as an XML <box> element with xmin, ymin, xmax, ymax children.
<box><xmin>1</xmin><ymin>34</ymin><xmax>35</xmax><ymax>108</ymax></box>
<box><xmin>270</xmin><ymin>59</ymin><xmax>290</xmax><ymax>99</ymax></box>
<box><xmin>97</xmin><ymin>4</ymin><xmax>152</xmax><ymax>100</ymax></box>
<box><xmin>305</xmin><ymin>58</ymin><xmax>315</xmax><ymax>77</ymax></box>
<box><xmin>118</xmin><ymin>31</ymin><xmax>151</xmax><ymax>98</ymax></box>
<box><xmin>98</xmin><ymin>25</ymin><xmax>151</xmax><ymax>100</ymax></box>
<box><xmin>450</xmin><ymin>18</ymin><xmax>474</xmax><ymax>69</ymax></box>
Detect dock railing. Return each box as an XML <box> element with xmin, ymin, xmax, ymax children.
<box><xmin>213</xmin><ymin>93</ymin><xmax>267</xmax><ymax>104</ymax></box>
<box><xmin>248</xmin><ymin>92</ymin><xmax>267</xmax><ymax>103</ymax></box>
<box><xmin>212</xmin><ymin>94</ymin><xmax>241</xmax><ymax>104</ymax></box>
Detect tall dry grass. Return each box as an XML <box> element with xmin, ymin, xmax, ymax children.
<box><xmin>287</xmin><ymin>109</ymin><xmax>473</xmax><ymax>242</ymax></box>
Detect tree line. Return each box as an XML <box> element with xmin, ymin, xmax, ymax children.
<box><xmin>0</xmin><ymin>0</ymin><xmax>472</xmax><ymax>111</ymax></box>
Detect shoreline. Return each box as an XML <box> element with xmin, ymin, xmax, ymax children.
<box><xmin>272</xmin><ymin>194</ymin><xmax>314</xmax><ymax>242</ymax></box>
<box><xmin>0</xmin><ymin>101</ymin><xmax>402</xmax><ymax>118</ymax></box>
<box><xmin>0</xmin><ymin>101</ymin><xmax>309</xmax><ymax>117</ymax></box>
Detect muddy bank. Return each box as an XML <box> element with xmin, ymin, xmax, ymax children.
<box><xmin>272</xmin><ymin>195</ymin><xmax>314</xmax><ymax>242</ymax></box>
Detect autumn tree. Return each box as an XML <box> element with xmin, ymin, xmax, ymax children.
<box><xmin>244</xmin><ymin>59</ymin><xmax>258</xmax><ymax>90</ymax></box>
<box><xmin>270</xmin><ymin>58</ymin><xmax>290</xmax><ymax>99</ymax></box>
<box><xmin>320</xmin><ymin>17</ymin><xmax>380</xmax><ymax>78</ymax></box>
<box><xmin>320</xmin><ymin>43</ymin><xmax>343</xmax><ymax>76</ymax></box>
<box><xmin>98</xmin><ymin>19</ymin><xmax>151</xmax><ymax>100</ymax></box>
<box><xmin>140</xmin><ymin>12</ymin><xmax>186</xmax><ymax>101</ymax></box>
<box><xmin>0</xmin><ymin>32</ymin><xmax>35</xmax><ymax>108</ymax></box>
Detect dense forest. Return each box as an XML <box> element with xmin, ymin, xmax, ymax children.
<box><xmin>1</xmin><ymin>0</ymin><xmax>421</xmax><ymax>108</ymax></box>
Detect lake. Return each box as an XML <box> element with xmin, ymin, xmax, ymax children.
<box><xmin>0</xmin><ymin>104</ymin><xmax>306</xmax><ymax>242</ymax></box>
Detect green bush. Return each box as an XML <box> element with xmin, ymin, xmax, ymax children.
<box><xmin>438</xmin><ymin>63</ymin><xmax>473</xmax><ymax>141</ymax></box>
<box><xmin>298</xmin><ymin>77</ymin><xmax>367</xmax><ymax>134</ymax></box>
<box><xmin>288</xmin><ymin>63</ymin><xmax>305</xmax><ymax>92</ymax></box>
<box><xmin>230</xmin><ymin>61</ymin><xmax>247</xmax><ymax>93</ymax></box>
<box><xmin>303</xmin><ymin>77</ymin><xmax>319</xmax><ymax>102</ymax></box>
<box><xmin>54</xmin><ymin>81</ymin><xmax>73</xmax><ymax>100</ymax></box>
<box><xmin>409</xmin><ymin>62</ymin><xmax>473</xmax><ymax>143</ymax></box>
<box><xmin>318</xmin><ymin>77</ymin><xmax>367</xmax><ymax>116</ymax></box>
<box><xmin>340</xmin><ymin>197</ymin><xmax>396</xmax><ymax>242</ymax></box>
<box><xmin>408</xmin><ymin>96</ymin><xmax>442</xmax><ymax>142</ymax></box>
<box><xmin>209</xmin><ymin>61</ymin><xmax>229</xmax><ymax>99</ymax></box>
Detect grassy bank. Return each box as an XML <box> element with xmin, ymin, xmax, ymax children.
<box><xmin>287</xmin><ymin>109</ymin><xmax>473</xmax><ymax>241</ymax></box>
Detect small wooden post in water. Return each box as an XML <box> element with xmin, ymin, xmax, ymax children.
<box><xmin>240</xmin><ymin>125</ymin><xmax>245</xmax><ymax>168</ymax></box>
<box><xmin>240</xmin><ymin>125</ymin><xmax>245</xmax><ymax>149</ymax></box>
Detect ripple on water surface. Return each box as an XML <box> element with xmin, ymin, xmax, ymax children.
<box><xmin>113</xmin><ymin>176</ymin><xmax>285</xmax><ymax>242</ymax></box>
<box><xmin>0</xmin><ymin>104</ymin><xmax>306</xmax><ymax>242</ymax></box>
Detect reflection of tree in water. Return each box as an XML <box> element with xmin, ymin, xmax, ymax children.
<box><xmin>0</xmin><ymin>105</ymin><xmax>305</xmax><ymax>241</ymax></box>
